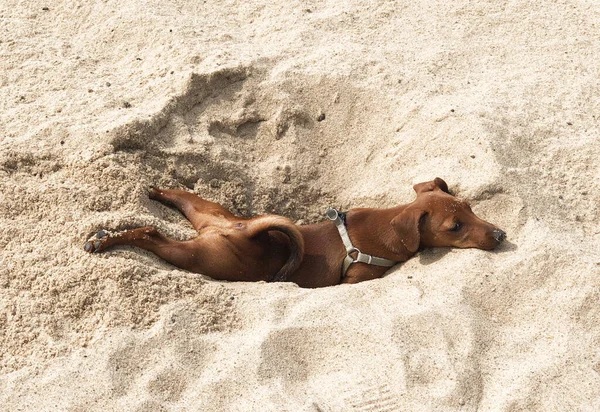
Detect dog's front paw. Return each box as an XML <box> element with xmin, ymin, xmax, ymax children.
<box><xmin>83</xmin><ymin>230</ymin><xmax>109</xmax><ymax>253</ymax></box>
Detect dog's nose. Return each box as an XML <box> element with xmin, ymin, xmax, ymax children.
<box><xmin>493</xmin><ymin>229</ymin><xmax>506</xmax><ymax>243</ymax></box>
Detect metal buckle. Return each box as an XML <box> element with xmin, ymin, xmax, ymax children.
<box><xmin>326</xmin><ymin>207</ymin><xmax>339</xmax><ymax>221</ymax></box>
<box><xmin>348</xmin><ymin>247</ymin><xmax>361</xmax><ymax>263</ymax></box>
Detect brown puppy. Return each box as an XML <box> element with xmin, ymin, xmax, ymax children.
<box><xmin>84</xmin><ymin>178</ymin><xmax>505</xmax><ymax>288</ymax></box>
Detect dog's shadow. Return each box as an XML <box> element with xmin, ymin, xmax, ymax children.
<box><xmin>417</xmin><ymin>248</ymin><xmax>452</xmax><ymax>265</ymax></box>
<box><xmin>418</xmin><ymin>241</ymin><xmax>517</xmax><ymax>265</ymax></box>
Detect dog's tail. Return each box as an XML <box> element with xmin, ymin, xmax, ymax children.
<box><xmin>246</xmin><ymin>215</ymin><xmax>304</xmax><ymax>282</ymax></box>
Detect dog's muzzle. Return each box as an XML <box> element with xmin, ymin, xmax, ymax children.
<box><xmin>493</xmin><ymin>229</ymin><xmax>507</xmax><ymax>243</ymax></box>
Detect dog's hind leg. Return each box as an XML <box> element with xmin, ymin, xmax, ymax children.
<box><xmin>83</xmin><ymin>227</ymin><xmax>203</xmax><ymax>272</ymax></box>
<box><xmin>148</xmin><ymin>187</ymin><xmax>236</xmax><ymax>230</ymax></box>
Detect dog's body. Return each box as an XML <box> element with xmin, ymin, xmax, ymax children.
<box><xmin>84</xmin><ymin>178</ymin><xmax>506</xmax><ymax>288</ymax></box>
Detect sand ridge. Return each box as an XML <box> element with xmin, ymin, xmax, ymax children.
<box><xmin>1</xmin><ymin>0</ymin><xmax>600</xmax><ymax>410</ymax></box>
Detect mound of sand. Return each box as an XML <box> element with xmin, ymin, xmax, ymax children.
<box><xmin>1</xmin><ymin>0</ymin><xmax>599</xmax><ymax>410</ymax></box>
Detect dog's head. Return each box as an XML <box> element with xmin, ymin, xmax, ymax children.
<box><xmin>391</xmin><ymin>178</ymin><xmax>506</xmax><ymax>253</ymax></box>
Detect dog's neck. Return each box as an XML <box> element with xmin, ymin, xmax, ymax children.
<box><xmin>345</xmin><ymin>205</ymin><xmax>415</xmax><ymax>262</ymax></box>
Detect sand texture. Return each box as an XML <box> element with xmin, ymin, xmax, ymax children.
<box><xmin>1</xmin><ymin>0</ymin><xmax>600</xmax><ymax>410</ymax></box>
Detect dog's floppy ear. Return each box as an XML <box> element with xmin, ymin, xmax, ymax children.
<box><xmin>391</xmin><ymin>207</ymin><xmax>427</xmax><ymax>253</ymax></box>
<box><xmin>413</xmin><ymin>177</ymin><xmax>450</xmax><ymax>195</ymax></box>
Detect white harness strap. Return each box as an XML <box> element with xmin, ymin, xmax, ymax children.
<box><xmin>326</xmin><ymin>208</ymin><xmax>397</xmax><ymax>278</ymax></box>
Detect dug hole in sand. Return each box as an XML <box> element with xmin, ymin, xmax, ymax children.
<box><xmin>1</xmin><ymin>1</ymin><xmax>600</xmax><ymax>411</ymax></box>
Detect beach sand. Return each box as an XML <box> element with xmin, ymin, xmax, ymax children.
<box><xmin>1</xmin><ymin>0</ymin><xmax>599</xmax><ymax>410</ymax></box>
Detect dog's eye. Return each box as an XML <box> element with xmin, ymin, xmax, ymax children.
<box><xmin>450</xmin><ymin>222</ymin><xmax>462</xmax><ymax>232</ymax></box>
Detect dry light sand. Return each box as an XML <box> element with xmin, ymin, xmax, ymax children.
<box><xmin>1</xmin><ymin>0</ymin><xmax>600</xmax><ymax>410</ymax></box>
